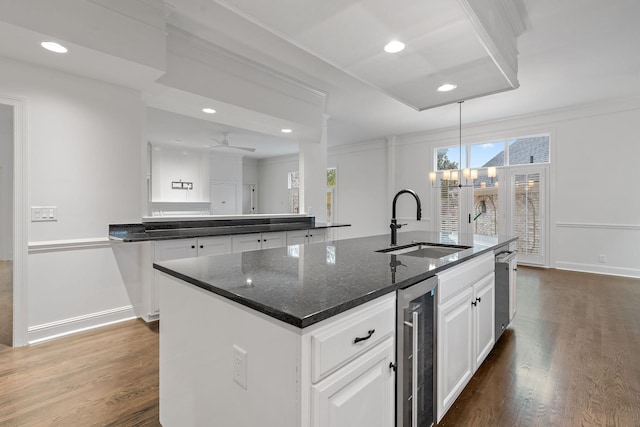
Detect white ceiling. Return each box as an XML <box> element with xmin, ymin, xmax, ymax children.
<box><xmin>147</xmin><ymin>107</ymin><xmax>298</xmax><ymax>158</ymax></box>
<box><xmin>1</xmin><ymin>0</ymin><xmax>639</xmax><ymax>158</ymax></box>
<box><xmin>160</xmin><ymin>0</ymin><xmax>640</xmax><ymax>151</ymax></box>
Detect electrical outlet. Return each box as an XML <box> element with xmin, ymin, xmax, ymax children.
<box><xmin>233</xmin><ymin>345</ymin><xmax>247</xmax><ymax>389</ymax></box>
<box><xmin>598</xmin><ymin>254</ymin><xmax>606</xmax><ymax>264</ymax></box>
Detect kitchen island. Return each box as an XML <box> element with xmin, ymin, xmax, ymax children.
<box><xmin>154</xmin><ymin>231</ymin><xmax>517</xmax><ymax>426</ymax></box>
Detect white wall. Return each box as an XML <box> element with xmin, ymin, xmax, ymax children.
<box><xmin>0</xmin><ymin>56</ymin><xmax>143</xmax><ymax>342</ymax></box>
<box><xmin>151</xmin><ymin>145</ymin><xmax>209</xmax><ymax>202</ymax></box>
<box><xmin>258</xmin><ymin>154</ymin><xmax>298</xmax><ymax>214</ymax></box>
<box><xmin>393</xmin><ymin>99</ymin><xmax>640</xmax><ymax>278</ymax></box>
<box><xmin>0</xmin><ymin>104</ymin><xmax>13</xmax><ymax>260</ymax></box>
<box><xmin>328</xmin><ymin>141</ymin><xmax>390</xmax><ymax>239</ymax></box>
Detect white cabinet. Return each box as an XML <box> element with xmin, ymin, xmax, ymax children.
<box><xmin>154</xmin><ymin>236</ymin><xmax>232</xmax><ymax>260</ymax></box>
<box><xmin>154</xmin><ymin>238</ymin><xmax>198</xmax><ymax>262</ymax></box>
<box><xmin>308</xmin><ymin>294</ymin><xmax>395</xmax><ymax>427</ymax></box>
<box><xmin>437</xmin><ymin>287</ymin><xmax>473</xmax><ymax>418</ymax></box>
<box><xmin>473</xmin><ymin>273</ymin><xmax>495</xmax><ymax>368</ymax></box>
<box><xmin>436</xmin><ymin>253</ymin><xmax>495</xmax><ymax>422</ymax></box>
<box><xmin>286</xmin><ymin>229</ymin><xmax>327</xmax><ymax>245</ymax></box>
<box><xmin>231</xmin><ymin>233</ymin><xmax>262</xmax><ymax>252</ymax></box>
<box><xmin>311</xmin><ymin>337</ymin><xmax>395</xmax><ymax>427</ymax></box>
<box><xmin>197</xmin><ymin>235</ymin><xmax>233</xmax><ymax>256</ymax></box>
<box><xmin>158</xmin><ymin>275</ymin><xmax>396</xmax><ymax>427</ymax></box>
<box><xmin>231</xmin><ymin>231</ymin><xmax>286</xmax><ymax>253</ymax></box>
<box><xmin>149</xmin><ymin>236</ymin><xmax>233</xmax><ymax>319</ymax></box>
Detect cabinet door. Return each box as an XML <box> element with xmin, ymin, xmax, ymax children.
<box><xmin>197</xmin><ymin>236</ymin><xmax>232</xmax><ymax>256</ymax></box>
<box><xmin>154</xmin><ymin>239</ymin><xmax>198</xmax><ymax>261</ymax></box>
<box><xmin>151</xmin><ymin>239</ymin><xmax>198</xmax><ymax>318</ymax></box>
<box><xmin>473</xmin><ymin>273</ymin><xmax>495</xmax><ymax>369</ymax></box>
<box><xmin>311</xmin><ymin>338</ymin><xmax>395</xmax><ymax>427</ymax></box>
<box><xmin>261</xmin><ymin>231</ymin><xmax>286</xmax><ymax>249</ymax></box>
<box><xmin>231</xmin><ymin>233</ymin><xmax>262</xmax><ymax>253</ymax></box>
<box><xmin>437</xmin><ymin>287</ymin><xmax>473</xmax><ymax>421</ymax></box>
<box><xmin>308</xmin><ymin>229</ymin><xmax>327</xmax><ymax>243</ymax></box>
<box><xmin>286</xmin><ymin>229</ymin><xmax>308</xmax><ymax>246</ymax></box>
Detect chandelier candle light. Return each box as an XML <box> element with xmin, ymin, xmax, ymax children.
<box><xmin>429</xmin><ymin>101</ymin><xmax>497</xmax><ymax>189</ymax></box>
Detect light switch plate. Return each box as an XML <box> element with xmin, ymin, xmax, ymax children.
<box><xmin>31</xmin><ymin>206</ymin><xmax>57</xmax><ymax>222</ymax></box>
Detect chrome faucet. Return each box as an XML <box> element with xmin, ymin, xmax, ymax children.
<box><xmin>390</xmin><ymin>189</ymin><xmax>422</xmax><ymax>246</ymax></box>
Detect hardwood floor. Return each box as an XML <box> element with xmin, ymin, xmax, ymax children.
<box><xmin>0</xmin><ymin>267</ymin><xmax>638</xmax><ymax>426</ymax></box>
<box><xmin>438</xmin><ymin>266</ymin><xmax>640</xmax><ymax>427</ymax></box>
<box><xmin>0</xmin><ymin>319</ymin><xmax>160</xmax><ymax>426</ymax></box>
<box><xmin>0</xmin><ymin>260</ymin><xmax>12</xmax><ymax>350</ymax></box>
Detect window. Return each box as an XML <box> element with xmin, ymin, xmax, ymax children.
<box><xmin>433</xmin><ymin>133</ymin><xmax>550</xmax><ymax>265</ymax></box>
<box><xmin>435</xmin><ymin>146</ymin><xmax>465</xmax><ymax>171</ymax></box>
<box><xmin>288</xmin><ymin>169</ymin><xmax>338</xmax><ymax>220</ymax></box>
<box><xmin>288</xmin><ymin>171</ymin><xmax>300</xmax><ymax>214</ymax></box>
<box><xmin>470</xmin><ymin>141</ymin><xmax>505</xmax><ymax>168</ymax></box>
<box><xmin>508</xmin><ymin>136</ymin><xmax>549</xmax><ymax>165</ymax></box>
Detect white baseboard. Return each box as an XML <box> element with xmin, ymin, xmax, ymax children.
<box><xmin>555</xmin><ymin>261</ymin><xmax>640</xmax><ymax>279</ymax></box>
<box><xmin>27</xmin><ymin>305</ymin><xmax>136</xmax><ymax>344</ymax></box>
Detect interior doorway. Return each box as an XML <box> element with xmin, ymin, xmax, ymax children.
<box><xmin>0</xmin><ymin>103</ymin><xmax>13</xmax><ymax>350</ymax></box>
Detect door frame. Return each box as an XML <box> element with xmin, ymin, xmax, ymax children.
<box><xmin>509</xmin><ymin>165</ymin><xmax>548</xmax><ymax>266</ymax></box>
<box><xmin>1</xmin><ymin>96</ymin><xmax>27</xmax><ymax>347</ymax></box>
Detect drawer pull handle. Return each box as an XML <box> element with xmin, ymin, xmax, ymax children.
<box><xmin>353</xmin><ymin>329</ymin><xmax>375</xmax><ymax>344</ymax></box>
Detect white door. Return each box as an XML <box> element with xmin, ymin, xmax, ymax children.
<box><xmin>232</xmin><ymin>233</ymin><xmax>262</xmax><ymax>253</ymax></box>
<box><xmin>510</xmin><ymin>167</ymin><xmax>546</xmax><ymax>265</ymax></box>
<box><xmin>312</xmin><ymin>338</ymin><xmax>395</xmax><ymax>427</ymax></box>
<box><xmin>261</xmin><ymin>232</ymin><xmax>286</xmax><ymax>249</ymax></box>
<box><xmin>286</xmin><ymin>229</ymin><xmax>308</xmax><ymax>246</ymax></box>
<box><xmin>308</xmin><ymin>229</ymin><xmax>327</xmax><ymax>243</ymax></box>
<box><xmin>472</xmin><ymin>273</ymin><xmax>495</xmax><ymax>369</ymax></box>
<box><xmin>437</xmin><ymin>287</ymin><xmax>473</xmax><ymax>420</ymax></box>
<box><xmin>210</xmin><ymin>182</ymin><xmax>237</xmax><ymax>215</ymax></box>
<box><xmin>154</xmin><ymin>239</ymin><xmax>198</xmax><ymax>261</ymax></box>
<box><xmin>197</xmin><ymin>236</ymin><xmax>232</xmax><ymax>256</ymax></box>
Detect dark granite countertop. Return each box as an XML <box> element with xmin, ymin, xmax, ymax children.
<box><xmin>109</xmin><ymin>221</ymin><xmax>349</xmax><ymax>242</ymax></box>
<box><xmin>154</xmin><ymin>231</ymin><xmax>517</xmax><ymax>329</ymax></box>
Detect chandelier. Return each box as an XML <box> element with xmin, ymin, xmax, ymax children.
<box><xmin>429</xmin><ymin>101</ymin><xmax>497</xmax><ymax>189</ymax></box>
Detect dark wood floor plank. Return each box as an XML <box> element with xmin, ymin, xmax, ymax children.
<box><xmin>0</xmin><ymin>267</ymin><xmax>638</xmax><ymax>426</ymax></box>
<box><xmin>439</xmin><ymin>266</ymin><xmax>640</xmax><ymax>427</ymax></box>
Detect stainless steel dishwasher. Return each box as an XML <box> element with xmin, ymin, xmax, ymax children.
<box><xmin>396</xmin><ymin>275</ymin><xmax>437</xmax><ymax>427</ymax></box>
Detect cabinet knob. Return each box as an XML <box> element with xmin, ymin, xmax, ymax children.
<box><xmin>476</xmin><ymin>297</ymin><xmax>482</xmax><ymax>303</ymax></box>
<box><xmin>200</xmin><ymin>245</ymin><xmax>204</xmax><ymax>249</ymax></box>
<box><xmin>191</xmin><ymin>245</ymin><xmax>196</xmax><ymax>249</ymax></box>
<box><xmin>389</xmin><ymin>362</ymin><xmax>397</xmax><ymax>372</ymax></box>
<box><xmin>471</xmin><ymin>300</ymin><xmax>477</xmax><ymax>307</ymax></box>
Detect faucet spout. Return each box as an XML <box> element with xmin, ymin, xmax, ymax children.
<box><xmin>390</xmin><ymin>189</ymin><xmax>422</xmax><ymax>246</ymax></box>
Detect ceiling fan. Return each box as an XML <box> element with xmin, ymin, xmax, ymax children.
<box><xmin>209</xmin><ymin>132</ymin><xmax>256</xmax><ymax>152</ymax></box>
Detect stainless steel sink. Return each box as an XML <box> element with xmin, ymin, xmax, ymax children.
<box><xmin>376</xmin><ymin>242</ymin><xmax>471</xmax><ymax>258</ymax></box>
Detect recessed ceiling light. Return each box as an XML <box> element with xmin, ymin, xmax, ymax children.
<box><xmin>202</xmin><ymin>108</ymin><xmax>216</xmax><ymax>114</ymax></box>
<box><xmin>437</xmin><ymin>83</ymin><xmax>458</xmax><ymax>92</ymax></box>
<box><xmin>384</xmin><ymin>40</ymin><xmax>405</xmax><ymax>54</ymax></box>
<box><xmin>281</xmin><ymin>128</ymin><xmax>292</xmax><ymax>133</ymax></box>
<box><xmin>41</xmin><ymin>41</ymin><xmax>68</xmax><ymax>53</ymax></box>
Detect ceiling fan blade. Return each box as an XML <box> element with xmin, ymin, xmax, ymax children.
<box><xmin>230</xmin><ymin>146</ymin><xmax>256</xmax><ymax>152</ymax></box>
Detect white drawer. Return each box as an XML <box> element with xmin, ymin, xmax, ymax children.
<box><xmin>310</xmin><ymin>294</ymin><xmax>395</xmax><ymax>383</ymax></box>
<box><xmin>437</xmin><ymin>252</ymin><xmax>494</xmax><ymax>305</ymax></box>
